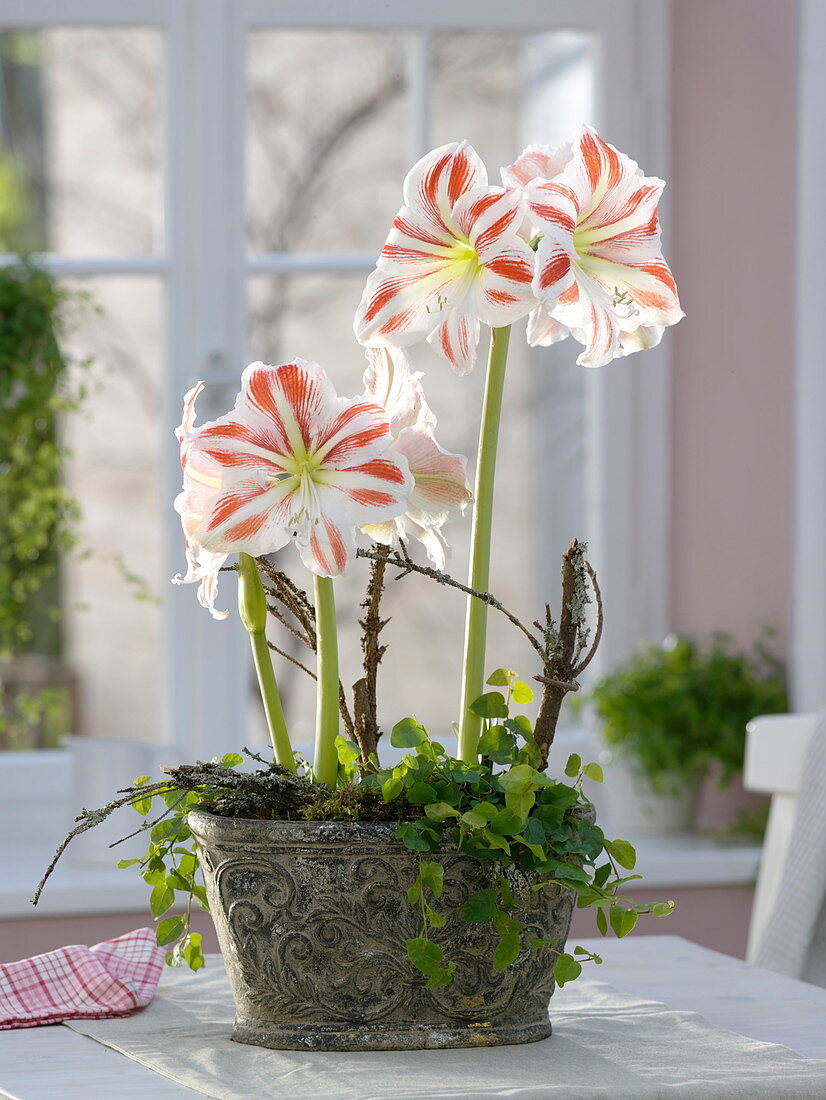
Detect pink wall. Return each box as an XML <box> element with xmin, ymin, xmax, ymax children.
<box><xmin>669</xmin><ymin>0</ymin><xmax>797</xmax><ymax>650</ymax></box>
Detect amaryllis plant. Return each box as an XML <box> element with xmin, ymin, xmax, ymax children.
<box><xmin>36</xmin><ymin>126</ymin><xmax>681</xmax><ymax>985</ymax></box>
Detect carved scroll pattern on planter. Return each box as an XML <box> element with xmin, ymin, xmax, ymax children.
<box><xmin>197</xmin><ymin>828</ymin><xmax>577</xmax><ymax>1026</ymax></box>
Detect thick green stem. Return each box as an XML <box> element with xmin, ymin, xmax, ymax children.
<box><xmin>312</xmin><ymin>574</ymin><xmax>340</xmax><ymax>787</ymax></box>
<box><xmin>237</xmin><ymin>553</ymin><xmax>296</xmax><ymax>772</ymax></box>
<box><xmin>457</xmin><ymin>325</ymin><xmax>511</xmax><ymax>763</ymax></box>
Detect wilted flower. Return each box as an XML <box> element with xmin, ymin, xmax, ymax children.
<box><xmin>360</xmin><ymin>347</ymin><xmax>472</xmax><ymax>568</ymax></box>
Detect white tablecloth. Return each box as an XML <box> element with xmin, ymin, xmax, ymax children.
<box><xmin>57</xmin><ymin>953</ymin><xmax>826</xmax><ymax>1100</ymax></box>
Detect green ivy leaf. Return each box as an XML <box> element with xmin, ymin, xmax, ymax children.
<box><xmin>116</xmin><ymin>858</ymin><xmax>141</xmax><ymax>869</ymax></box>
<box><xmin>391</xmin><ymin>717</ymin><xmax>428</xmax><ymax>747</ymax></box>
<box><xmin>605</xmin><ymin>838</ymin><xmax>637</xmax><ymax>870</ymax></box>
<box><xmin>469</xmin><ymin>692</ymin><xmax>509</xmax><ymax>719</ymax></box>
<box><xmin>493</xmin><ymin>933</ymin><xmax>521</xmax><ymax>969</ymax></box>
<box><xmin>564</xmin><ymin>753</ymin><xmax>582</xmax><ymax>778</ymax></box>
<box><xmin>150</xmin><ymin>883</ymin><xmax>175</xmax><ymax>918</ymax></box>
<box><xmin>522</xmin><ymin>816</ymin><xmax>546</xmax><ymax>847</ymax></box>
<box><xmin>406</xmin><ymin>937</ymin><xmax>444</xmax><ymax>972</ymax></box>
<box><xmin>596</xmin><ymin>908</ymin><xmax>608</xmax><ymax>936</ymax></box>
<box><xmin>554</xmin><ymin>953</ymin><xmax>583</xmax><ymax>987</ymax></box>
<box><xmin>461</xmin><ymin>809</ymin><xmax>488</xmax><ymax>829</ymax></box>
<box><xmin>511</xmin><ymin>680</ymin><xmax>534</xmax><ymax>705</ymax></box>
<box><xmin>478</xmin><ymin>724</ymin><xmax>516</xmax><ymax>763</ymax></box>
<box><xmin>652</xmin><ymin>901</ymin><xmax>675</xmax><ymax>917</ymax></box>
<box><xmin>489</xmin><ymin>808</ymin><xmax>523</xmax><ymax>836</ymax></box>
<box><xmin>334</xmin><ymin>738</ymin><xmax>360</xmax><ymax>764</ymax></box>
<box><xmin>131</xmin><ymin>793</ymin><xmax>153</xmax><ymax>817</ymax></box>
<box><xmin>582</xmin><ymin>761</ymin><xmax>604</xmax><ymax>783</ymax></box>
<box><xmin>382</xmin><ymin>776</ymin><xmax>404</xmax><ymax>802</ymax></box>
<box><xmin>155</xmin><ymin>916</ymin><xmax>185</xmax><ymax>946</ymax></box>
<box><xmin>486</xmin><ymin>668</ymin><xmax>514</xmax><ymax>687</ymax></box>
<box><xmin>183</xmin><ymin>932</ymin><xmax>205</xmax><ymax>971</ymax></box>
<box><xmin>424</xmin><ymin>802</ymin><xmax>459</xmax><ymax>822</ymax></box>
<box><xmin>220</xmin><ymin>752</ymin><xmax>244</xmax><ymax>767</ymax></box>
<box><xmin>461</xmin><ymin>888</ymin><xmax>498</xmax><ymax>922</ymax></box>
<box><xmin>609</xmin><ymin>905</ymin><xmax>638</xmax><ymax>938</ymax></box>
<box><xmin>407</xmin><ymin>780</ymin><xmax>438</xmax><ymax>805</ymax></box>
<box><xmin>593</xmin><ymin>862</ymin><xmax>611</xmax><ymax>889</ymax></box>
<box><xmin>419</xmin><ymin>860</ymin><xmax>444</xmax><ymax>899</ymax></box>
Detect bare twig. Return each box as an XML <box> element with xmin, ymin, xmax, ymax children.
<box><xmin>356</xmin><ymin>546</ymin><xmax>546</xmax><ymax>662</ymax></box>
<box><xmin>352</xmin><ymin>546</ymin><xmax>391</xmax><ymax>765</ymax></box>
<box><xmin>533</xmin><ymin>540</ymin><xmax>597</xmax><ymax>767</ymax></box>
<box><xmin>267</xmin><ymin>640</ymin><xmax>317</xmax><ymax>680</ymax></box>
<box><xmin>573</xmin><ymin>564</ymin><xmax>604</xmax><ymax>677</ymax></box>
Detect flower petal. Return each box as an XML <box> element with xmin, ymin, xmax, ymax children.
<box><xmin>427</xmin><ymin>307</ymin><xmax>481</xmax><ymax>375</ymax></box>
<box><xmin>400</xmin><ymin>140</ymin><xmax>487</xmax><ymax>243</ymax></box>
<box><xmin>617</xmin><ymin>324</ymin><xmax>664</xmax><ymax>357</ymax></box>
<box><xmin>295</xmin><ymin>511</ymin><xmax>355</xmax><ymax>578</ymax></box>
<box><xmin>171</xmin><ymin>533</ymin><xmax>229</xmax><ymax>621</ymax></box>
<box><xmin>354</xmin><ymin>265</ymin><xmax>455</xmax><ymax>347</ymax></box>
<box><xmin>316</xmin><ymin>454</ymin><xmax>413</xmax><ymax>526</ymax></box>
<box><xmin>394</xmin><ymin>424</ymin><xmax>473</xmax><ymax>529</ymax></box>
<box><xmin>526</xmin><ymin>305</ymin><xmax>570</xmax><ymax>348</ymax></box>
<box><xmin>501</xmin><ymin>142</ymin><xmax>572</xmax><ymax>189</ymax></box>
<box><xmin>362</xmin><ymin>346</ymin><xmax>430</xmax><ymax>435</ymax></box>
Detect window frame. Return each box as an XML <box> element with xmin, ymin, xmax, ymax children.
<box><xmin>1</xmin><ymin>0</ymin><xmax>671</xmax><ymax>762</ymax></box>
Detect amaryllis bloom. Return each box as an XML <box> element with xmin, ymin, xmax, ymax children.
<box><xmin>525</xmin><ymin>125</ymin><xmax>683</xmax><ymax>367</ymax></box>
<box><xmin>354</xmin><ymin>141</ymin><xmax>536</xmax><ymax>375</ymax></box>
<box><xmin>501</xmin><ymin>141</ymin><xmax>572</xmax><ymax>240</ymax></box>
<box><xmin>173</xmin><ymin>360</ymin><xmax>413</xmax><ymax>617</ymax></box>
<box><xmin>360</xmin><ymin>347</ymin><xmax>472</xmax><ymax>568</ymax></box>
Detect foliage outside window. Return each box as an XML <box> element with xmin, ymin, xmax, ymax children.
<box><xmin>0</xmin><ymin>258</ymin><xmax>90</xmax><ymax>747</ymax></box>
<box><xmin>586</xmin><ymin>633</ymin><xmax>789</xmax><ymax>790</ymax></box>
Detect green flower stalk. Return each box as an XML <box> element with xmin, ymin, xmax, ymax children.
<box><xmin>237</xmin><ymin>553</ymin><xmax>296</xmax><ymax>772</ymax></box>
<box><xmin>313</xmin><ymin>574</ymin><xmax>340</xmax><ymax>788</ymax></box>
<box><xmin>457</xmin><ymin>325</ymin><xmax>512</xmax><ymax>763</ymax></box>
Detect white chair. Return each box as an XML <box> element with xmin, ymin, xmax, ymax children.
<box><xmin>744</xmin><ymin>712</ymin><xmax>826</xmax><ymax>983</ymax></box>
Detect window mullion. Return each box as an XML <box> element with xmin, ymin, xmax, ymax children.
<box><xmin>163</xmin><ymin>0</ymin><xmax>249</xmax><ymax>761</ymax></box>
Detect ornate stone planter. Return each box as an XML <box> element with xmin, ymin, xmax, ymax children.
<box><xmin>188</xmin><ymin>811</ymin><xmax>579</xmax><ymax>1051</ymax></box>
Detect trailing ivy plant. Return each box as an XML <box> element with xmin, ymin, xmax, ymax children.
<box><xmin>80</xmin><ymin>676</ymin><xmax>672</xmax><ymax>986</ymax></box>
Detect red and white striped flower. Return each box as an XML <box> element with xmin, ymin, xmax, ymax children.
<box><xmin>173</xmin><ymin>360</ymin><xmax>413</xmax><ymax>616</ymax></box>
<box><xmin>501</xmin><ymin>141</ymin><xmax>572</xmax><ymax>241</ymax></box>
<box><xmin>354</xmin><ymin>141</ymin><xmax>536</xmax><ymax>375</ymax></box>
<box><xmin>360</xmin><ymin>347</ymin><xmax>472</xmax><ymax>568</ymax></box>
<box><xmin>525</xmin><ymin>125</ymin><xmax>683</xmax><ymax>367</ymax></box>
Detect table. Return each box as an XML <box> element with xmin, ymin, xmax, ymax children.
<box><xmin>2</xmin><ymin>935</ymin><xmax>825</xmax><ymax>1099</ymax></box>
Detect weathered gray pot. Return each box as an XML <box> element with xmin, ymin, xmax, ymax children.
<box><xmin>188</xmin><ymin>811</ymin><xmax>579</xmax><ymax>1052</ymax></box>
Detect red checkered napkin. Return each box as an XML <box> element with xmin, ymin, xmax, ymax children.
<box><xmin>0</xmin><ymin>927</ymin><xmax>165</xmax><ymax>1030</ymax></box>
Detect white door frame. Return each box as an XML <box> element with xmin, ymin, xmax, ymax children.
<box><xmin>792</xmin><ymin>0</ymin><xmax>826</xmax><ymax>711</ymax></box>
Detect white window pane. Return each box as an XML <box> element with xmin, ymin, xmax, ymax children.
<box><xmin>246</xmin><ymin>30</ymin><xmax>408</xmax><ymax>255</ymax></box>
<box><xmin>62</xmin><ymin>276</ymin><xmax>165</xmax><ymax>743</ymax></box>
<box><xmin>0</xmin><ymin>28</ymin><xmax>164</xmax><ymax>255</ymax></box>
<box><xmin>431</xmin><ymin>30</ymin><xmax>595</xmax><ymax>163</ymax></box>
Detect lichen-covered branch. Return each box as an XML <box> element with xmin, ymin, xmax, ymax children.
<box><xmin>533</xmin><ymin>540</ymin><xmax>601</xmax><ymax>767</ymax></box>
<box><xmin>357</xmin><ymin>540</ymin><xmax>602</xmax><ymax>772</ymax></box>
<box><xmin>32</xmin><ymin>759</ymin><xmax>319</xmax><ymax>906</ymax></box>
<box><xmin>352</xmin><ymin>546</ymin><xmax>391</xmax><ymax>766</ymax></box>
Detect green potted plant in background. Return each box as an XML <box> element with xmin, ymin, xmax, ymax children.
<box><xmin>586</xmin><ymin>633</ymin><xmax>788</xmax><ymax>835</ymax></box>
